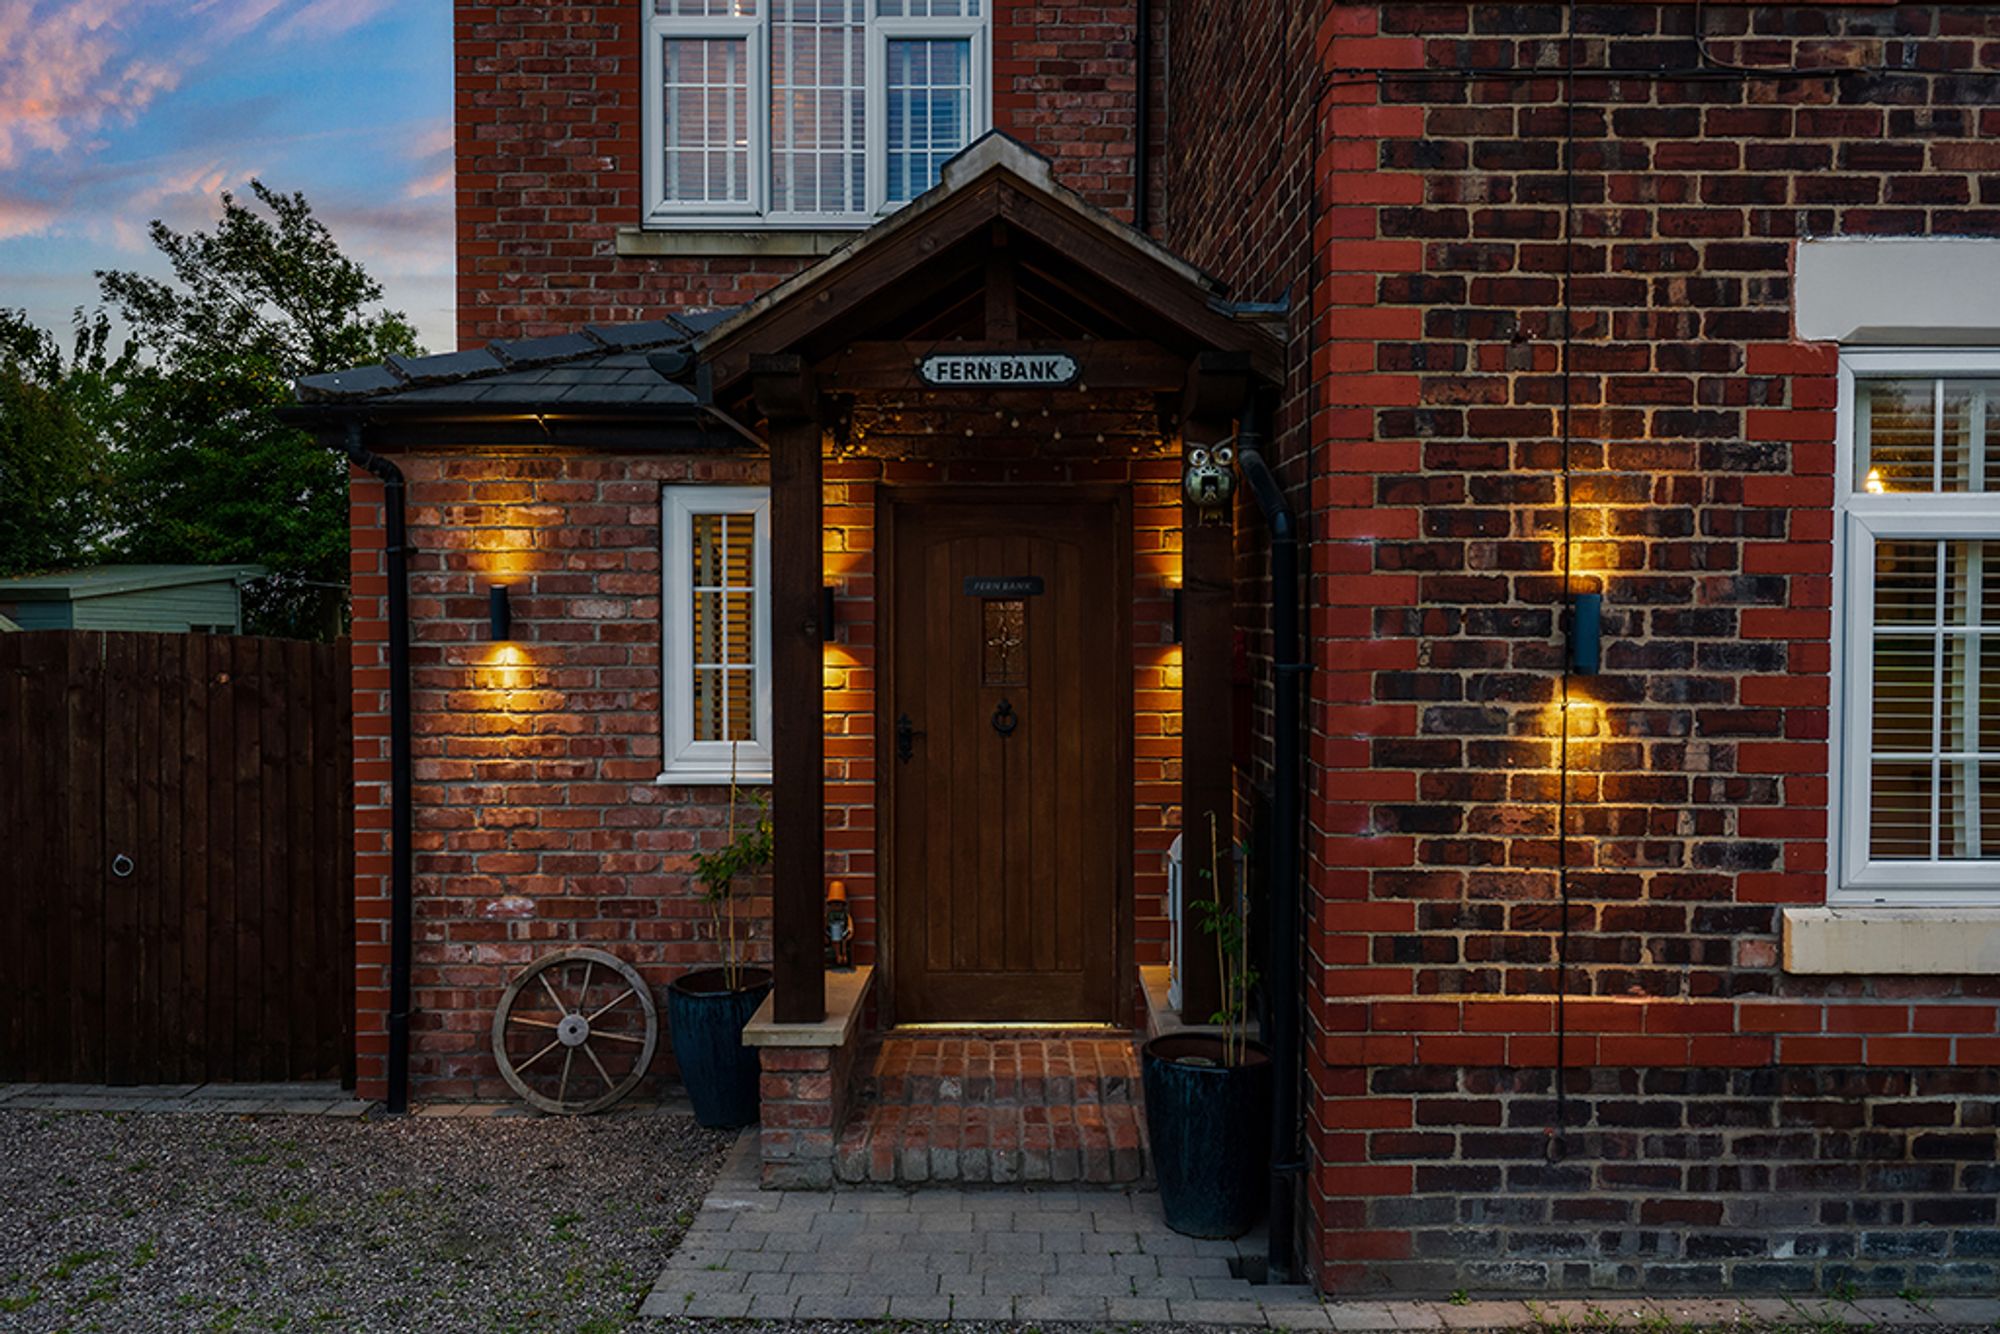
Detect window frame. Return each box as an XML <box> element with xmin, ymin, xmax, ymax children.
<box><xmin>641</xmin><ymin>0</ymin><xmax>989</xmax><ymax>229</ymax></box>
<box><xmin>1834</xmin><ymin>348</ymin><xmax>2000</xmax><ymax>904</ymax></box>
<box><xmin>659</xmin><ymin>485</ymin><xmax>774</xmax><ymax>785</ymax></box>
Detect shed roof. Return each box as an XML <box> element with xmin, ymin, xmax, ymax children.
<box><xmin>0</xmin><ymin>564</ymin><xmax>269</xmax><ymax>602</ymax></box>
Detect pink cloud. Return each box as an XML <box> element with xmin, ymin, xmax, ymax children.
<box><xmin>0</xmin><ymin>0</ymin><xmax>180</xmax><ymax>169</ymax></box>
<box><xmin>0</xmin><ymin>193</ymin><xmax>61</xmax><ymax>241</ymax></box>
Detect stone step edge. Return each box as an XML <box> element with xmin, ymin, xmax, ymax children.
<box><xmin>858</xmin><ymin>1075</ymin><xmax>1143</xmax><ymax>1105</ymax></box>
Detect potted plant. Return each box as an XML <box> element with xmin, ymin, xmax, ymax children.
<box><xmin>666</xmin><ymin>753</ymin><xmax>775</xmax><ymax>1128</ymax></box>
<box><xmin>1142</xmin><ymin>811</ymin><xmax>1273</xmax><ymax>1238</ymax></box>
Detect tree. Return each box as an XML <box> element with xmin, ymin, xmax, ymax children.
<box><xmin>96</xmin><ymin>180</ymin><xmax>422</xmax><ymax>638</ymax></box>
<box><xmin>0</xmin><ymin>309</ymin><xmax>124</xmax><ymax>575</ymax></box>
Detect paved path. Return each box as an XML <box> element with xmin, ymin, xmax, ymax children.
<box><xmin>0</xmin><ymin>1080</ymin><xmax>375</xmax><ymax>1116</ymax></box>
<box><xmin>643</xmin><ymin>1134</ymin><xmax>2000</xmax><ymax>1327</ymax></box>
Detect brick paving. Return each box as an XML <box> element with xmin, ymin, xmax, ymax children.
<box><xmin>0</xmin><ymin>1080</ymin><xmax>375</xmax><ymax>1116</ymax></box>
<box><xmin>833</xmin><ymin>1035</ymin><xmax>1148</xmax><ymax>1185</ymax></box>
<box><xmin>643</xmin><ymin>1132</ymin><xmax>2000</xmax><ymax>1325</ymax></box>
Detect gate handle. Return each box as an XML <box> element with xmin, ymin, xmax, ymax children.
<box><xmin>111</xmin><ymin>854</ymin><xmax>134</xmax><ymax>878</ymax></box>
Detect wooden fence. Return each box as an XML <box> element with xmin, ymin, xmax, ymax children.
<box><xmin>0</xmin><ymin>631</ymin><xmax>353</xmax><ymax>1086</ymax></box>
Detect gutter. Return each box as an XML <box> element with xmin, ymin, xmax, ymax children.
<box><xmin>1234</xmin><ymin>400</ymin><xmax>1304</xmax><ymax>1285</ymax></box>
<box><xmin>339</xmin><ymin>419</ymin><xmax>415</xmax><ymax>1116</ymax></box>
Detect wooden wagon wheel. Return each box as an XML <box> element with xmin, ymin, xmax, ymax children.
<box><xmin>491</xmin><ymin>948</ymin><xmax>658</xmax><ymax>1115</ymax></box>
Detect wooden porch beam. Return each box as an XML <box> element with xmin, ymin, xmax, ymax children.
<box><xmin>755</xmin><ymin>354</ymin><xmax>827</xmax><ymax>1025</ymax></box>
<box><xmin>813</xmin><ymin>340</ymin><xmax>1189</xmax><ymax>393</ymax></box>
<box><xmin>1176</xmin><ymin>352</ymin><xmax>1250</xmax><ymax>1025</ymax></box>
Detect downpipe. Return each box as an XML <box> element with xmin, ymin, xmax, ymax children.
<box><xmin>340</xmin><ymin>420</ymin><xmax>413</xmax><ymax>1115</ymax></box>
<box><xmin>1235</xmin><ymin>401</ymin><xmax>1304</xmax><ymax>1285</ymax></box>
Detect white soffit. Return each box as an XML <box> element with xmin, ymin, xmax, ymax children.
<box><xmin>1796</xmin><ymin>238</ymin><xmax>2000</xmax><ymax>345</ymax></box>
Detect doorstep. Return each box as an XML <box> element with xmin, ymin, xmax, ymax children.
<box><xmin>834</xmin><ymin>1033</ymin><xmax>1148</xmax><ymax>1185</ymax></box>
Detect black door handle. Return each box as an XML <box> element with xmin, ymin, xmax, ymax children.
<box><xmin>895</xmin><ymin>712</ymin><xmax>924</xmax><ymax>764</ymax></box>
<box><xmin>992</xmin><ymin>698</ymin><xmax>1018</xmax><ymax>738</ymax></box>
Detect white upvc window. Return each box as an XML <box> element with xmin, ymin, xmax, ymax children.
<box><xmin>642</xmin><ymin>0</ymin><xmax>989</xmax><ymax>228</ymax></box>
<box><xmin>1836</xmin><ymin>350</ymin><xmax>2000</xmax><ymax>903</ymax></box>
<box><xmin>660</xmin><ymin>486</ymin><xmax>772</xmax><ymax>784</ymax></box>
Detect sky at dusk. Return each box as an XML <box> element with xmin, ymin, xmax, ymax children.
<box><xmin>0</xmin><ymin>0</ymin><xmax>456</xmax><ymax>354</ymax></box>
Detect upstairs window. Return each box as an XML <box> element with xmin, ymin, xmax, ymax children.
<box><xmin>1839</xmin><ymin>351</ymin><xmax>2000</xmax><ymax>901</ymax></box>
<box><xmin>643</xmin><ymin>0</ymin><xmax>988</xmax><ymax>227</ymax></box>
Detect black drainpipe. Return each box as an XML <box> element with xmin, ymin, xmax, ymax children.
<box><xmin>1235</xmin><ymin>401</ymin><xmax>1303</xmax><ymax>1284</ymax></box>
<box><xmin>1133</xmin><ymin>0</ymin><xmax>1150</xmax><ymax>232</ymax></box>
<box><xmin>340</xmin><ymin>419</ymin><xmax>414</xmax><ymax>1115</ymax></box>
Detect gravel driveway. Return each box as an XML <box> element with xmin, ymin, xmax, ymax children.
<box><xmin>0</xmin><ymin>1108</ymin><xmax>735</xmax><ymax>1334</ymax></box>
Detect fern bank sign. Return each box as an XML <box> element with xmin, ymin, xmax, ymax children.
<box><xmin>916</xmin><ymin>351</ymin><xmax>1080</xmax><ymax>388</ymax></box>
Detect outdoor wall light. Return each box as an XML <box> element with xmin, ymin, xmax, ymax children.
<box><xmin>1171</xmin><ymin>587</ymin><xmax>1184</xmax><ymax>644</ymax></box>
<box><xmin>821</xmin><ymin>585</ymin><xmax>837</xmax><ymax>643</ymax></box>
<box><xmin>1569</xmin><ymin>592</ymin><xmax>1602</xmax><ymax>675</ymax></box>
<box><xmin>489</xmin><ymin>584</ymin><xmax>513</xmax><ymax>642</ymax></box>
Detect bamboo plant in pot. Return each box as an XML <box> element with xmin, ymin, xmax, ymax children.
<box><xmin>667</xmin><ymin>761</ymin><xmax>774</xmax><ymax>1129</ymax></box>
<box><xmin>1142</xmin><ymin>812</ymin><xmax>1273</xmax><ymax>1238</ymax></box>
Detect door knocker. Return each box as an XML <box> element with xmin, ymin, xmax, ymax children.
<box><xmin>991</xmin><ymin>698</ymin><xmax>1018</xmax><ymax>738</ymax></box>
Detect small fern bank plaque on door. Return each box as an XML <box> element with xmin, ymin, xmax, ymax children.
<box><xmin>917</xmin><ymin>352</ymin><xmax>1081</xmax><ymax>388</ymax></box>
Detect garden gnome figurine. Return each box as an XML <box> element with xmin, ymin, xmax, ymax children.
<box><xmin>825</xmin><ymin>879</ymin><xmax>853</xmax><ymax>970</ymax></box>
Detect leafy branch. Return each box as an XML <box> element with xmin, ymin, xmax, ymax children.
<box><xmin>691</xmin><ymin>746</ymin><xmax>772</xmax><ymax>990</ymax></box>
<box><xmin>1191</xmin><ymin>810</ymin><xmax>1259</xmax><ymax>1066</ymax></box>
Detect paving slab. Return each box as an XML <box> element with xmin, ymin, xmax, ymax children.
<box><xmin>1174</xmin><ymin>1296</ymin><xmax>1272</xmax><ymax>1325</ymax></box>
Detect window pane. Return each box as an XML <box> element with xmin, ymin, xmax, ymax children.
<box><xmin>1874</xmin><ymin>540</ymin><xmax>1938</xmax><ymax>624</ymax></box>
<box><xmin>770</xmin><ymin>0</ymin><xmax>866</xmax><ymax>215</ymax></box>
<box><xmin>1870</xmin><ymin>761</ymin><xmax>1932</xmax><ymax>860</ymax></box>
<box><xmin>690</xmin><ymin>510</ymin><xmax>758</xmax><ymax>742</ymax></box>
<box><xmin>885</xmin><ymin>38</ymin><xmax>972</xmax><ymax>204</ymax></box>
<box><xmin>658</xmin><ymin>0</ymin><xmax>760</xmax><ymax>15</ymax></box>
<box><xmin>1867</xmin><ymin>537</ymin><xmax>2000</xmax><ymax>863</ymax></box>
<box><xmin>1872</xmin><ymin>635</ymin><xmax>1936</xmax><ymax>754</ymax></box>
<box><xmin>1859</xmin><ymin>379</ymin><xmax>2000</xmax><ymax>494</ymax></box>
<box><xmin>877</xmin><ymin>0</ymin><xmax>978</xmax><ymax>14</ymax></box>
<box><xmin>662</xmin><ymin>37</ymin><xmax>752</xmax><ymax>206</ymax></box>
<box><xmin>1859</xmin><ymin>378</ymin><xmax>1936</xmax><ymax>493</ymax></box>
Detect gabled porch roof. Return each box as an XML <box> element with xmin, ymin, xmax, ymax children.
<box><xmin>695</xmin><ymin>134</ymin><xmax>1285</xmax><ymax>402</ymax></box>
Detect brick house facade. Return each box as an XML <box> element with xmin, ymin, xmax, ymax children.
<box><xmin>304</xmin><ymin>0</ymin><xmax>2000</xmax><ymax>1299</ymax></box>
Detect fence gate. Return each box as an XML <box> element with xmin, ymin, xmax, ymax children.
<box><xmin>0</xmin><ymin>631</ymin><xmax>353</xmax><ymax>1086</ymax></box>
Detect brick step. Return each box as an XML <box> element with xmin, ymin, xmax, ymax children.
<box><xmin>833</xmin><ymin>1100</ymin><xmax>1150</xmax><ymax>1185</ymax></box>
<box><xmin>860</xmin><ymin>1069</ymin><xmax>1142</xmax><ymax>1105</ymax></box>
<box><xmin>861</xmin><ymin>1035</ymin><xmax>1143</xmax><ymax>1107</ymax></box>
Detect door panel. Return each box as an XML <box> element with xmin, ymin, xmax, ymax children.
<box><xmin>889</xmin><ymin>498</ymin><xmax>1123</xmax><ymax>1023</ymax></box>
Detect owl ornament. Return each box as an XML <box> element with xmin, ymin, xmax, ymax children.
<box><xmin>1183</xmin><ymin>440</ymin><xmax>1236</xmax><ymax>525</ymax></box>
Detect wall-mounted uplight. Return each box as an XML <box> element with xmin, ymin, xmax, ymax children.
<box><xmin>488</xmin><ymin>584</ymin><xmax>513</xmax><ymax>642</ymax></box>
<box><xmin>821</xmin><ymin>585</ymin><xmax>837</xmax><ymax>643</ymax></box>
<box><xmin>1568</xmin><ymin>592</ymin><xmax>1601</xmax><ymax>675</ymax></box>
<box><xmin>1171</xmin><ymin>587</ymin><xmax>1184</xmax><ymax>644</ymax></box>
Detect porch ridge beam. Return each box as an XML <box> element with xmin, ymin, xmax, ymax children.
<box><xmin>755</xmin><ymin>353</ymin><xmax>827</xmax><ymax>1025</ymax></box>
<box><xmin>813</xmin><ymin>340</ymin><xmax>1189</xmax><ymax>392</ymax></box>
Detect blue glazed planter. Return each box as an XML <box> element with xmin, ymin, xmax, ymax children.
<box><xmin>667</xmin><ymin>967</ymin><xmax>773</xmax><ymax>1129</ymax></box>
<box><xmin>1142</xmin><ymin>1033</ymin><xmax>1273</xmax><ymax>1239</ymax></box>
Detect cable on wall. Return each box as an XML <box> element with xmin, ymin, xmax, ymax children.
<box><xmin>1547</xmin><ymin>0</ymin><xmax>1580</xmax><ymax>1167</ymax></box>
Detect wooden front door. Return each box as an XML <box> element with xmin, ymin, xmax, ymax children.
<box><xmin>887</xmin><ymin>494</ymin><xmax>1126</xmax><ymax>1023</ymax></box>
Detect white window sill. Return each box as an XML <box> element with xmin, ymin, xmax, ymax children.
<box><xmin>654</xmin><ymin>765</ymin><xmax>773</xmax><ymax>787</ymax></box>
<box><xmin>1783</xmin><ymin>906</ymin><xmax>2000</xmax><ymax>974</ymax></box>
<box><xmin>616</xmin><ymin>227</ymin><xmax>861</xmax><ymax>258</ymax></box>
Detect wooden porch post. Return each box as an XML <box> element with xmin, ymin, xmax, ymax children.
<box><xmin>1178</xmin><ymin>352</ymin><xmax>1250</xmax><ymax>1023</ymax></box>
<box><xmin>755</xmin><ymin>355</ymin><xmax>826</xmax><ymax>1024</ymax></box>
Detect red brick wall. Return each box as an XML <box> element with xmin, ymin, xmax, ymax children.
<box><xmin>349</xmin><ymin>416</ymin><xmax>1182</xmax><ymax>1100</ymax></box>
<box><xmin>1171</xmin><ymin>0</ymin><xmax>2000</xmax><ymax>1296</ymax></box>
<box><xmin>455</xmin><ymin>0</ymin><xmax>1149</xmax><ymax>346</ymax></box>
